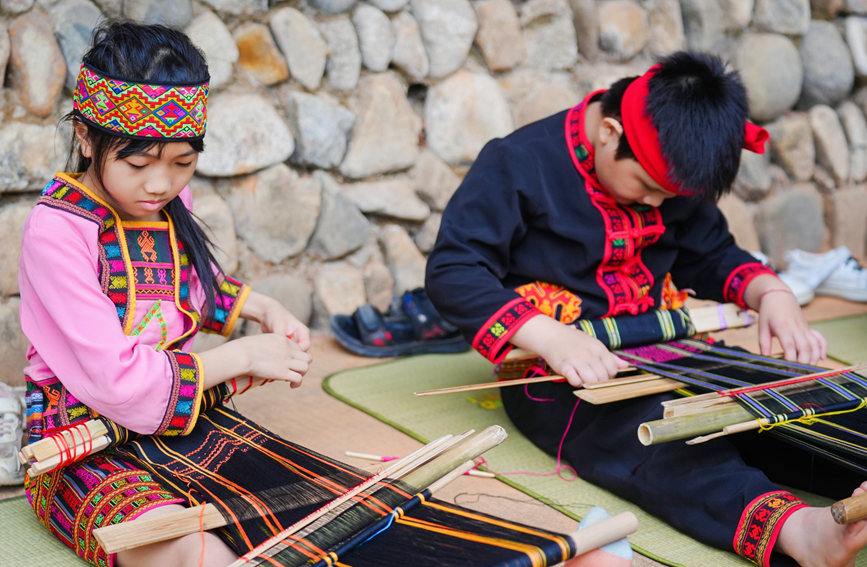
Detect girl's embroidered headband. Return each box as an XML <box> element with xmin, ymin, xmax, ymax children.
<box><xmin>72</xmin><ymin>63</ymin><xmax>208</xmax><ymax>140</ymax></box>
<box><xmin>620</xmin><ymin>64</ymin><xmax>768</xmax><ymax>196</ymax></box>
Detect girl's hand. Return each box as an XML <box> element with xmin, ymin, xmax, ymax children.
<box><xmin>239</xmin><ymin>333</ymin><xmax>311</xmax><ymax>388</ymax></box>
<box><xmin>242</xmin><ymin>290</ymin><xmax>311</xmax><ymax>352</ymax></box>
<box><xmin>511</xmin><ymin>315</ymin><xmax>629</xmax><ymax>387</ymax></box>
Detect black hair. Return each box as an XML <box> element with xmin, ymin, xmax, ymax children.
<box><xmin>65</xmin><ymin>21</ymin><xmax>224</xmax><ymax>319</ymax></box>
<box><xmin>600</xmin><ymin>52</ymin><xmax>750</xmax><ymax>201</ymax></box>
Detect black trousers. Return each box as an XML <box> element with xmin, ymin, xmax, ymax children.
<box><xmin>502</xmin><ymin>381</ymin><xmax>862</xmax><ymax>567</ymax></box>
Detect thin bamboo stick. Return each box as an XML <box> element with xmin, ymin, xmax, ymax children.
<box><xmin>95</xmin><ymin>432</ymin><xmax>465</xmax><ymax>554</ymax></box>
<box><xmin>832</xmin><ymin>492</ymin><xmax>867</xmax><ymax>524</ymax></box>
<box><xmin>413</xmin><ymin>370</ymin><xmax>661</xmax><ymax>397</ymax></box>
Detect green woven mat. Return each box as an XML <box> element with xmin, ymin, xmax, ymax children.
<box><xmin>811</xmin><ymin>313</ymin><xmax>867</xmax><ymax>364</ymax></box>
<box><xmin>323</xmin><ymin>349</ymin><xmax>866</xmax><ymax>567</ymax></box>
<box><xmin>0</xmin><ymin>495</ymin><xmax>87</xmax><ymax>566</ymax></box>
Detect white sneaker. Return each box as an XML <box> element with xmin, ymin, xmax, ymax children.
<box><xmin>783</xmin><ymin>246</ymin><xmax>851</xmax><ymax>289</ymax></box>
<box><xmin>0</xmin><ymin>383</ymin><xmax>25</xmax><ymax>486</ymax></box>
<box><xmin>815</xmin><ymin>256</ymin><xmax>867</xmax><ymax>302</ymax></box>
<box><xmin>749</xmin><ymin>250</ymin><xmax>814</xmax><ymax>305</ymax></box>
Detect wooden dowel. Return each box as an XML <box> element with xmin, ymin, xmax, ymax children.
<box><xmin>19</xmin><ymin>419</ymin><xmax>108</xmax><ymax>464</ymax></box>
<box><xmin>566</xmin><ymin>511</ymin><xmax>639</xmax><ymax>556</ymax></box>
<box><xmin>685</xmin><ymin>418</ymin><xmax>767</xmax><ymax>445</ymax></box>
<box><xmin>832</xmin><ymin>492</ymin><xmax>867</xmax><ymax>524</ymax></box>
<box><xmin>637</xmin><ymin>404</ymin><xmax>755</xmax><ymax>446</ymax></box>
<box><xmin>95</xmin><ymin>432</ymin><xmax>464</xmax><ymax>554</ymax></box>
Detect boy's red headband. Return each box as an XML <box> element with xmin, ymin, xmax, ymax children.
<box><xmin>620</xmin><ymin>65</ymin><xmax>768</xmax><ymax>196</ymax></box>
<box><xmin>73</xmin><ymin>63</ymin><xmax>208</xmax><ymax>140</ymax></box>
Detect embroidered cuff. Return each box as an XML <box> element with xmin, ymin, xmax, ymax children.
<box><xmin>155</xmin><ymin>351</ymin><xmax>204</xmax><ymax>436</ymax></box>
<box><xmin>201</xmin><ymin>277</ymin><xmax>249</xmax><ymax>336</ymax></box>
<box><xmin>723</xmin><ymin>263</ymin><xmax>776</xmax><ymax>309</ymax></box>
<box><xmin>733</xmin><ymin>490</ymin><xmax>807</xmax><ymax>567</ymax></box>
<box><xmin>472</xmin><ymin>298</ymin><xmax>540</xmax><ymax>363</ymax></box>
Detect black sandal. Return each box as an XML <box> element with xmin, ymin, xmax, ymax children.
<box><xmin>329</xmin><ymin>288</ymin><xmax>469</xmax><ymax>357</ymax></box>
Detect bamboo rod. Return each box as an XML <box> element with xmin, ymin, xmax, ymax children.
<box><xmin>637</xmin><ymin>403</ymin><xmax>755</xmax><ymax>446</ymax></box>
<box><xmin>566</xmin><ymin>511</ymin><xmax>639</xmax><ymax>556</ymax></box>
<box><xmin>832</xmin><ymin>492</ymin><xmax>867</xmax><ymax>524</ymax></box>
<box><xmin>413</xmin><ymin>370</ymin><xmax>661</xmax><ymax>397</ymax></box>
<box><xmin>95</xmin><ymin>432</ymin><xmax>464</xmax><ymax>554</ymax></box>
<box><xmin>575</xmin><ymin>378</ymin><xmax>685</xmax><ymax>405</ymax></box>
<box><xmin>685</xmin><ymin>418</ymin><xmax>767</xmax><ymax>445</ymax></box>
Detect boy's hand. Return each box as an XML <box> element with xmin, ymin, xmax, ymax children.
<box><xmin>511</xmin><ymin>315</ymin><xmax>629</xmax><ymax>387</ymax></box>
<box><xmin>757</xmin><ymin>289</ymin><xmax>826</xmax><ymax>364</ymax></box>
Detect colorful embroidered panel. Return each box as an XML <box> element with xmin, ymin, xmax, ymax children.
<box><xmin>733</xmin><ymin>491</ymin><xmax>806</xmax><ymax>567</ymax></box>
<box><xmin>124</xmin><ymin>224</ymin><xmax>175</xmax><ymax>301</ymax></box>
<box><xmin>724</xmin><ymin>262</ymin><xmax>776</xmax><ymax>309</ymax></box>
<box><xmin>73</xmin><ymin>64</ymin><xmax>207</xmax><ymax>139</ymax></box>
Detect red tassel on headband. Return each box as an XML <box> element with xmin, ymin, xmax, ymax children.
<box><xmin>620</xmin><ymin>65</ymin><xmax>769</xmax><ymax>196</ymax></box>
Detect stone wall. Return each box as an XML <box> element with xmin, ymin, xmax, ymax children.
<box><xmin>1</xmin><ymin>0</ymin><xmax>866</xmax><ymax>385</ymax></box>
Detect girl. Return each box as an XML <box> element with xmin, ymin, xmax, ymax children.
<box><xmin>19</xmin><ymin>22</ymin><xmax>311</xmax><ymax>566</ymax></box>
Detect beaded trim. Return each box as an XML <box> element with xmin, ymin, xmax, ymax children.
<box><xmin>73</xmin><ymin>63</ymin><xmax>208</xmax><ymax>140</ymax></box>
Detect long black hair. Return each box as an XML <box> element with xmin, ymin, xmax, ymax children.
<box><xmin>66</xmin><ymin>21</ymin><xmax>224</xmax><ymax>319</ymax></box>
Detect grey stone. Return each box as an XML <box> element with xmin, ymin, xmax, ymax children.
<box><xmin>287</xmin><ymin>92</ymin><xmax>355</xmax><ymax>169</ymax></box>
<box><xmin>414</xmin><ymin>212</ymin><xmax>441</xmax><ymax>253</ymax></box>
<box><xmin>369</xmin><ymin>0</ymin><xmax>408</xmax><ymax>10</ymax></box>
<box><xmin>246</xmin><ymin>273</ymin><xmax>314</xmax><ymax>328</ymax></box>
<box><xmin>680</xmin><ymin>0</ymin><xmax>728</xmax><ymax>53</ymax></box>
<box><xmin>0</xmin><ymin>23</ymin><xmax>9</xmax><ymax>90</ymax></box>
<box><xmin>193</xmin><ymin>192</ymin><xmax>238</xmax><ymax>274</ymax></box>
<box><xmin>425</xmin><ymin>70</ymin><xmax>514</xmax><ymax>165</ymax></box>
<box><xmin>0</xmin><ymin>123</ymin><xmax>68</xmax><ymax>192</ymax></box>
<box><xmin>846</xmin><ymin>16</ymin><xmax>867</xmax><ymax>78</ymax></box>
<box><xmin>1</xmin><ymin>0</ymin><xmax>34</xmax><ymax>13</ymax></box>
<box><xmin>308</xmin><ymin>171</ymin><xmax>370</xmax><ymax>260</ymax></box>
<box><xmin>314</xmin><ymin>262</ymin><xmax>366</xmax><ymax>320</ymax></box>
<box><xmin>570</xmin><ymin>0</ymin><xmax>599</xmax><ymax>61</ymax></box>
<box><xmin>363</xmin><ymin>261</ymin><xmax>394</xmax><ymax>312</ymax></box>
<box><xmin>520</xmin><ymin>0</ymin><xmax>579</xmax><ymax>70</ymax></box>
<box><xmin>734</xmin><ymin>33</ymin><xmax>802</xmax><ymax>123</ymax></box>
<box><xmin>646</xmin><ymin>0</ymin><xmax>686</xmax><ymax>56</ymax></box>
<box><xmin>809</xmin><ymin>104</ymin><xmax>850</xmax><ymax>186</ymax></box>
<box><xmin>8</xmin><ymin>11</ymin><xmax>66</xmax><ymax>118</ymax></box>
<box><xmin>515</xmin><ymin>83</ymin><xmax>578</xmax><ymax>128</ymax></box>
<box><xmin>271</xmin><ymin>7</ymin><xmax>328</xmax><ymax>91</ymax></box>
<box><xmin>0</xmin><ymin>297</ymin><xmax>28</xmax><ymax>387</ymax></box>
<box><xmin>753</xmin><ymin>0</ymin><xmax>810</xmax><ymax>35</ymax></box>
<box><xmin>766</xmin><ymin>113</ymin><xmax>815</xmax><ymax>182</ymax></box>
<box><xmin>352</xmin><ymin>3</ymin><xmax>394</xmax><ymax>72</ymax></box>
<box><xmin>340</xmin><ymin>72</ymin><xmax>421</xmax><ymax>179</ymax></box>
<box><xmin>717</xmin><ymin>193</ymin><xmax>761</xmax><ymax>253</ymax></box>
<box><xmin>410</xmin><ymin>149</ymin><xmax>461</xmax><ymax>211</ymax></box>
<box><xmin>226</xmin><ymin>164</ymin><xmax>322</xmax><ymax>263</ymax></box>
<box><xmin>91</xmin><ymin>0</ymin><xmax>120</xmax><ymax>16</ymax></box>
<box><xmin>474</xmin><ymin>0</ymin><xmax>525</xmax><ymax>72</ymax></box>
<box><xmin>0</xmin><ymin>200</ymin><xmax>32</xmax><ymax>296</ymax></box>
<box><xmin>309</xmin><ymin>0</ymin><xmax>358</xmax><ymax>14</ymax></box>
<box><xmin>838</xmin><ymin>101</ymin><xmax>867</xmax><ymax>183</ymax></box>
<box><xmin>234</xmin><ymin>22</ymin><xmax>290</xmax><ymax>87</ymax></box>
<box><xmin>390</xmin><ymin>10</ymin><xmax>428</xmax><ymax>82</ymax></box>
<box><xmin>342</xmin><ymin>177</ymin><xmax>430</xmax><ymax>221</ymax></box>
<box><xmin>319</xmin><ymin>16</ymin><xmax>362</xmax><ymax>92</ymax></box>
<box><xmin>733</xmin><ymin>149</ymin><xmax>772</xmax><ymax>202</ymax></box>
<box><xmin>186</xmin><ymin>10</ymin><xmax>238</xmax><ymax>90</ymax></box>
<box><xmin>597</xmin><ymin>0</ymin><xmax>649</xmax><ymax>61</ymax></box>
<box><xmin>380</xmin><ymin>224</ymin><xmax>426</xmax><ymax>293</ymax></box>
<box><xmin>50</xmin><ymin>0</ymin><xmax>100</xmax><ymax>91</ymax></box>
<box><xmin>756</xmin><ymin>184</ymin><xmax>826</xmax><ymax>267</ymax></box>
<box><xmin>197</xmin><ymin>93</ymin><xmax>294</xmax><ymax>177</ymax></box>
<box><xmin>123</xmin><ymin>0</ymin><xmax>193</xmax><ymax>28</ymax></box>
<box><xmin>726</xmin><ymin>0</ymin><xmax>755</xmax><ymax>30</ymax></box>
<box><xmin>199</xmin><ymin>0</ymin><xmax>267</xmax><ymax>16</ymax></box>
<box><xmin>799</xmin><ymin>21</ymin><xmax>855</xmax><ymax>109</ymax></box>
<box><xmin>410</xmin><ymin>0</ymin><xmax>477</xmax><ymax>79</ymax></box>
<box><xmin>827</xmin><ymin>184</ymin><xmax>867</xmax><ymax>260</ymax></box>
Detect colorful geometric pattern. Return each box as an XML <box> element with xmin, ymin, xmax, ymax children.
<box><xmin>733</xmin><ymin>491</ymin><xmax>806</xmax><ymax>567</ymax></box>
<box><xmin>473</xmin><ymin>297</ymin><xmax>539</xmax><ymax>363</ymax></box>
<box><xmin>200</xmin><ymin>274</ymin><xmax>248</xmax><ymax>336</ymax></box>
<box><xmin>514</xmin><ymin>281</ymin><xmax>583</xmax><ymax>324</ymax></box>
<box><xmin>26</xmin><ymin>453</ymin><xmax>183</xmax><ymax>567</ymax></box>
<box><xmin>125</xmin><ymin>225</ymin><xmax>175</xmax><ymax>301</ymax></box>
<box><xmin>565</xmin><ymin>99</ymin><xmax>665</xmax><ymax>317</ymax></box>
<box><xmin>73</xmin><ymin>63</ymin><xmax>207</xmax><ymax>139</ymax></box>
<box><xmin>724</xmin><ymin>262</ymin><xmax>776</xmax><ymax>309</ymax></box>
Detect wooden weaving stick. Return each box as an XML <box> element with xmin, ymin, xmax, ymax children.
<box><xmin>95</xmin><ymin>430</ymin><xmax>469</xmax><ymax>553</ymax></box>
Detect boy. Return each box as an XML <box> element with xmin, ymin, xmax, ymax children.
<box><xmin>425</xmin><ymin>51</ymin><xmax>867</xmax><ymax>567</ymax></box>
